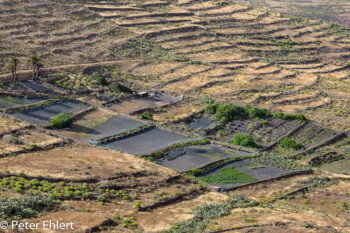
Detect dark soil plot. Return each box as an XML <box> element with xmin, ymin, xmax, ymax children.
<box><xmin>252</xmin><ymin>118</ymin><xmax>302</xmax><ymax>146</ymax></box>
<box><xmin>156</xmin><ymin>144</ymin><xmax>247</xmax><ymax>172</ymax></box>
<box><xmin>187</xmin><ymin>116</ymin><xmax>217</xmax><ymax>130</ymax></box>
<box><xmin>1</xmin><ymin>83</ymin><xmax>29</xmax><ymax>91</ymax></box>
<box><xmin>290</xmin><ymin>123</ymin><xmax>338</xmax><ymax>148</ymax></box>
<box><xmin>102</xmin><ymin>128</ymin><xmax>187</xmax><ymax>155</ymax></box>
<box><xmin>9</xmin><ymin>99</ymin><xmax>89</xmax><ymax>125</ymax></box>
<box><xmin>213</xmin><ymin>119</ymin><xmax>259</xmax><ymax>141</ymax></box>
<box><xmin>0</xmin><ymin>96</ymin><xmax>46</xmax><ymax>109</ymax></box>
<box><xmin>70</xmin><ymin>115</ymin><xmax>145</xmax><ymax>140</ymax></box>
<box><xmin>21</xmin><ymin>81</ymin><xmax>54</xmax><ymax>93</ymax></box>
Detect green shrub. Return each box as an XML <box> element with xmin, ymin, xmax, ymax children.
<box><xmin>192</xmin><ymin>203</ymin><xmax>231</xmax><ymax>219</ymax></box>
<box><xmin>279</xmin><ymin>137</ymin><xmax>303</xmax><ymax>150</ymax></box>
<box><xmin>168</xmin><ymin>219</ymin><xmax>209</xmax><ymax>233</ymax></box>
<box><xmin>204</xmin><ymin>103</ymin><xmax>220</xmax><ymax>114</ymax></box>
<box><xmin>261</xmin><ymin>120</ymin><xmax>268</xmax><ymax>127</ymax></box>
<box><xmin>273</xmin><ymin>112</ymin><xmax>306</xmax><ymax>122</ymax></box>
<box><xmin>138</xmin><ymin>111</ymin><xmax>153</xmax><ymax>120</ymax></box>
<box><xmin>123</xmin><ymin>218</ymin><xmax>132</xmax><ymax>224</ymax></box>
<box><xmin>134</xmin><ymin>202</ymin><xmax>141</xmax><ymax>208</ymax></box>
<box><xmin>97</xmin><ymin>196</ymin><xmax>106</xmax><ymax>203</ymax></box>
<box><xmin>51</xmin><ymin>112</ymin><xmax>73</xmax><ymax>128</ymax></box>
<box><xmin>230</xmin><ymin>133</ymin><xmax>259</xmax><ymax>148</ymax></box>
<box><xmin>226</xmin><ymin>194</ymin><xmax>257</xmax><ymax>208</ymax></box>
<box><xmin>245</xmin><ymin>105</ymin><xmax>270</xmax><ymax>119</ymax></box>
<box><xmin>204</xmin><ymin>103</ymin><xmax>270</xmax><ymax>122</ymax></box>
<box><xmin>0</xmin><ymin>195</ymin><xmax>59</xmax><ymax>219</ymax></box>
<box><xmin>245</xmin><ymin>217</ymin><xmax>256</xmax><ymax>223</ymax></box>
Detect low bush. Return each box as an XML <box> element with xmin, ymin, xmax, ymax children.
<box><xmin>230</xmin><ymin>133</ymin><xmax>259</xmax><ymax>148</ymax></box>
<box><xmin>138</xmin><ymin>111</ymin><xmax>153</xmax><ymax>120</ymax></box>
<box><xmin>273</xmin><ymin>112</ymin><xmax>306</xmax><ymax>122</ymax></box>
<box><xmin>2</xmin><ymin>135</ymin><xmax>22</xmax><ymax>145</ymax></box>
<box><xmin>51</xmin><ymin>112</ymin><xmax>73</xmax><ymax>128</ymax></box>
<box><xmin>192</xmin><ymin>203</ymin><xmax>231</xmax><ymax>219</ymax></box>
<box><xmin>167</xmin><ymin>219</ymin><xmax>209</xmax><ymax>233</ymax></box>
<box><xmin>226</xmin><ymin>194</ymin><xmax>258</xmax><ymax>208</ymax></box>
<box><xmin>0</xmin><ymin>195</ymin><xmax>59</xmax><ymax>219</ymax></box>
<box><xmin>204</xmin><ymin>103</ymin><xmax>270</xmax><ymax>122</ymax></box>
<box><xmin>245</xmin><ymin>105</ymin><xmax>270</xmax><ymax>119</ymax></box>
<box><xmin>296</xmin><ymin>176</ymin><xmax>337</xmax><ymax>190</ymax></box>
<box><xmin>279</xmin><ymin>137</ymin><xmax>304</xmax><ymax>150</ymax></box>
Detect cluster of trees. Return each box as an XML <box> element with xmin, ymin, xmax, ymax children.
<box><xmin>205</xmin><ymin>103</ymin><xmax>269</xmax><ymax>123</ymax></box>
<box><xmin>8</xmin><ymin>54</ymin><xmax>43</xmax><ymax>83</ymax></box>
<box><xmin>205</xmin><ymin>102</ymin><xmax>307</xmax><ymax>123</ymax></box>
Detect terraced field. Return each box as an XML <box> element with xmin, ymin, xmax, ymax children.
<box><xmin>1</xmin><ymin>0</ymin><xmax>350</xmax><ymax>232</ymax></box>
<box><xmin>66</xmin><ymin>0</ymin><xmax>350</xmax><ymax>131</ymax></box>
<box><xmin>234</xmin><ymin>0</ymin><xmax>350</xmax><ymax>28</ymax></box>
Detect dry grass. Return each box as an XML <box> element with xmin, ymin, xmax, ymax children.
<box><xmin>0</xmin><ymin>143</ymin><xmax>175</xmax><ymax>179</ymax></box>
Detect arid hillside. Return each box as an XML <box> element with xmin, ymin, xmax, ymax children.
<box><xmin>0</xmin><ymin>0</ymin><xmax>349</xmax><ymax>233</ymax></box>
<box><xmin>234</xmin><ymin>0</ymin><xmax>350</xmax><ymax>28</ymax></box>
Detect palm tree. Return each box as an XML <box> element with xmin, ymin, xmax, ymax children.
<box><xmin>9</xmin><ymin>57</ymin><xmax>19</xmax><ymax>83</ymax></box>
<box><xmin>29</xmin><ymin>54</ymin><xmax>41</xmax><ymax>81</ymax></box>
<box><xmin>29</xmin><ymin>54</ymin><xmax>38</xmax><ymax>81</ymax></box>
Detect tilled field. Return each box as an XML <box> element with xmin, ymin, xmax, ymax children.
<box><xmin>68</xmin><ymin>113</ymin><xmax>145</xmax><ymax>140</ymax></box>
<box><xmin>102</xmin><ymin>127</ymin><xmax>188</xmax><ymax>155</ymax></box>
<box><xmin>8</xmin><ymin>99</ymin><xmax>90</xmax><ymax>125</ymax></box>
<box><xmin>0</xmin><ymin>96</ymin><xmax>46</xmax><ymax>109</ymax></box>
<box><xmin>156</xmin><ymin>144</ymin><xmax>247</xmax><ymax>172</ymax></box>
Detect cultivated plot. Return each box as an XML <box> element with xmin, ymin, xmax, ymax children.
<box><xmin>69</xmin><ymin>113</ymin><xmax>145</xmax><ymax>140</ymax></box>
<box><xmin>8</xmin><ymin>99</ymin><xmax>90</xmax><ymax>125</ymax></box>
<box><xmin>0</xmin><ymin>96</ymin><xmax>46</xmax><ymax>109</ymax></box>
<box><xmin>102</xmin><ymin>127</ymin><xmax>188</xmax><ymax>155</ymax></box>
<box><xmin>187</xmin><ymin>116</ymin><xmax>217</xmax><ymax>130</ymax></box>
<box><xmin>156</xmin><ymin>144</ymin><xmax>247</xmax><ymax>172</ymax></box>
<box><xmin>198</xmin><ymin>154</ymin><xmax>309</xmax><ymax>188</ymax></box>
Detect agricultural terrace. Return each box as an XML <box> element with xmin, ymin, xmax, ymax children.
<box><xmin>0</xmin><ymin>0</ymin><xmax>349</xmax><ymax>232</ymax></box>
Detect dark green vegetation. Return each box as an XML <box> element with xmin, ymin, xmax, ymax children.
<box><xmin>205</xmin><ymin>103</ymin><xmax>269</xmax><ymax>123</ymax></box>
<box><xmin>138</xmin><ymin>111</ymin><xmax>153</xmax><ymax>120</ymax></box>
<box><xmin>273</xmin><ymin>112</ymin><xmax>306</xmax><ymax>122</ymax></box>
<box><xmin>199</xmin><ymin>168</ymin><xmax>257</xmax><ymax>184</ymax></box>
<box><xmin>279</xmin><ymin>137</ymin><xmax>304</xmax><ymax>150</ymax></box>
<box><xmin>51</xmin><ymin>112</ymin><xmax>73</xmax><ymax>128</ymax></box>
<box><xmin>230</xmin><ymin>133</ymin><xmax>259</xmax><ymax>148</ymax></box>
